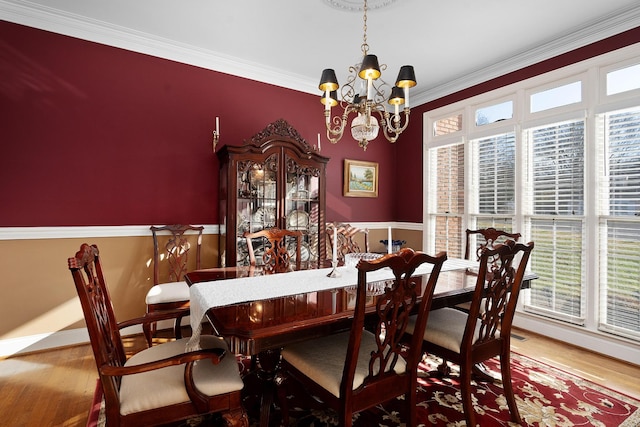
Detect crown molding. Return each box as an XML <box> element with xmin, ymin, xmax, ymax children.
<box><xmin>0</xmin><ymin>0</ymin><xmax>316</xmax><ymax>94</ymax></box>
<box><xmin>1</xmin><ymin>0</ymin><xmax>639</xmax><ymax>104</ymax></box>
<box><xmin>322</xmin><ymin>0</ymin><xmax>399</xmax><ymax>12</ymax></box>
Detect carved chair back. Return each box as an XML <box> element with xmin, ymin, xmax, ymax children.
<box><xmin>151</xmin><ymin>224</ymin><xmax>204</xmax><ymax>285</ymax></box>
<box><xmin>243</xmin><ymin>227</ymin><xmax>302</xmax><ymax>274</ymax></box>
<box><xmin>326</xmin><ymin>222</ymin><xmax>370</xmax><ymax>261</ymax></box>
<box><xmin>464</xmin><ymin>227</ymin><xmax>521</xmax><ymax>261</ymax></box>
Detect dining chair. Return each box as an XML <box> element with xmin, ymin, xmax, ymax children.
<box><xmin>68</xmin><ymin>243</ymin><xmax>248</xmax><ymax>427</ymax></box>
<box><xmin>278</xmin><ymin>248</ymin><xmax>448</xmax><ymax>427</ymax></box>
<box><xmin>143</xmin><ymin>224</ymin><xmax>204</xmax><ymax>347</ymax></box>
<box><xmin>243</xmin><ymin>227</ymin><xmax>302</xmax><ymax>273</ymax></box>
<box><xmin>326</xmin><ymin>222</ymin><xmax>370</xmax><ymax>261</ymax></box>
<box><xmin>406</xmin><ymin>239</ymin><xmax>534</xmax><ymax>427</ymax></box>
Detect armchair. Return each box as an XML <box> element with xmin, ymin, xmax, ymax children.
<box><xmin>68</xmin><ymin>243</ymin><xmax>247</xmax><ymax>427</ymax></box>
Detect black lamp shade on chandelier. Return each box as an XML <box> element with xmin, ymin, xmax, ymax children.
<box><xmin>319</xmin><ymin>69</ymin><xmax>339</xmax><ymax>92</ymax></box>
<box><xmin>358</xmin><ymin>54</ymin><xmax>381</xmax><ymax>80</ymax></box>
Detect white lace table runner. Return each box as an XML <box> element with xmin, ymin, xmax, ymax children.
<box><xmin>186</xmin><ymin>258</ymin><xmax>476</xmax><ymax>351</ymax></box>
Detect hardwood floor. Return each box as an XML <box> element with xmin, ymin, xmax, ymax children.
<box><xmin>509</xmin><ymin>328</ymin><xmax>640</xmax><ymax>401</ymax></box>
<box><xmin>1</xmin><ymin>327</ymin><xmax>638</xmax><ymax>427</ymax></box>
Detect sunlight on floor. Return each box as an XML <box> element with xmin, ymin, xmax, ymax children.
<box><xmin>0</xmin><ymin>359</ymin><xmax>49</xmax><ymax>377</ymax></box>
<box><xmin>539</xmin><ymin>356</ymin><xmax>605</xmax><ymax>381</ymax></box>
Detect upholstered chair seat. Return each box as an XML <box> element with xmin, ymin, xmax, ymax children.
<box><xmin>406</xmin><ymin>308</ymin><xmax>481</xmax><ymax>354</ymax></box>
<box><xmin>145</xmin><ymin>281</ymin><xmax>190</xmax><ymax>305</ymax></box>
<box><xmin>120</xmin><ymin>335</ymin><xmax>243</xmax><ymax>415</ymax></box>
<box><xmin>281</xmin><ymin>330</ymin><xmax>407</xmax><ymax>398</ymax></box>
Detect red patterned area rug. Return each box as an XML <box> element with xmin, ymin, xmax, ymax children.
<box><xmin>88</xmin><ymin>352</ymin><xmax>640</xmax><ymax>426</ymax></box>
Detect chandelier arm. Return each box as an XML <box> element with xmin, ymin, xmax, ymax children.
<box><xmin>381</xmin><ymin>120</ymin><xmax>399</xmax><ymax>143</ymax></box>
<box><xmin>371</xmin><ymin>107</ymin><xmax>395</xmax><ymax>143</ymax></box>
<box><xmin>384</xmin><ymin>108</ymin><xmax>411</xmax><ymax>135</ymax></box>
<box><xmin>325</xmin><ymin>103</ymin><xmax>360</xmax><ymax>144</ymax></box>
<box><xmin>372</xmin><ymin>106</ymin><xmax>411</xmax><ymax>144</ymax></box>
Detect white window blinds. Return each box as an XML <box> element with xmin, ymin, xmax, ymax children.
<box><xmin>599</xmin><ymin>107</ymin><xmax>640</xmax><ymax>339</ymax></box>
<box><xmin>531</xmin><ymin>121</ymin><xmax>585</xmax><ymax>215</ymax></box>
<box><xmin>473</xmin><ymin>132</ymin><xmax>516</xmax><ymax>215</ymax></box>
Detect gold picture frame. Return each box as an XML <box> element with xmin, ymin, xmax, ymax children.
<box><xmin>343</xmin><ymin>159</ymin><xmax>379</xmax><ymax>198</ymax></box>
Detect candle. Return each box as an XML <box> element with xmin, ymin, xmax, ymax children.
<box><xmin>317</xmin><ymin>133</ymin><xmax>321</xmax><ymax>152</ymax></box>
<box><xmin>387</xmin><ymin>226</ymin><xmax>392</xmax><ymax>254</ymax></box>
<box><xmin>332</xmin><ymin>225</ymin><xmax>338</xmax><ymax>264</ymax></box>
<box><xmin>216</xmin><ymin>116</ymin><xmax>220</xmax><ymax>134</ymax></box>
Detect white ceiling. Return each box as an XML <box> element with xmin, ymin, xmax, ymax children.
<box><xmin>2</xmin><ymin>0</ymin><xmax>640</xmax><ymax>105</ymax></box>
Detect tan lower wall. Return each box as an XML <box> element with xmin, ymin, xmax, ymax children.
<box><xmin>0</xmin><ymin>234</ymin><xmax>218</xmax><ymax>341</ymax></box>
<box><xmin>0</xmin><ymin>224</ymin><xmax>421</xmax><ymax>355</ymax></box>
<box><xmin>364</xmin><ymin>228</ymin><xmax>423</xmax><ymax>255</ymax></box>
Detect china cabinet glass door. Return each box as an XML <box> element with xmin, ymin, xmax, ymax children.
<box><xmin>285</xmin><ymin>156</ymin><xmax>321</xmax><ymax>266</ymax></box>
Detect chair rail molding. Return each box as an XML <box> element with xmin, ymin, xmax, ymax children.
<box><xmin>0</xmin><ymin>225</ymin><xmax>219</xmax><ymax>240</ymax></box>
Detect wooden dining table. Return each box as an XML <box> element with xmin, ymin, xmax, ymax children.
<box><xmin>184</xmin><ymin>259</ymin><xmax>482</xmax><ymax>353</ymax></box>
<box><xmin>184</xmin><ymin>258</ymin><xmax>536</xmax><ymax>427</ymax></box>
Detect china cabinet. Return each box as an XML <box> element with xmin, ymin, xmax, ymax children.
<box><xmin>217</xmin><ymin>119</ymin><xmax>329</xmax><ymax>268</ymax></box>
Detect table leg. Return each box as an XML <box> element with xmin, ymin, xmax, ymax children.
<box><xmin>254</xmin><ymin>349</ymin><xmax>282</xmax><ymax>427</ymax></box>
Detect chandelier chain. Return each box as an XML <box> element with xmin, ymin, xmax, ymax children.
<box><xmin>361</xmin><ymin>0</ymin><xmax>369</xmax><ymax>56</ymax></box>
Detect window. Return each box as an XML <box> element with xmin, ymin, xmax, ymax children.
<box><xmin>467</xmin><ymin>131</ymin><xmax>517</xmax><ymax>238</ymax></box>
<box><xmin>606</xmin><ymin>63</ymin><xmax>640</xmax><ymax>96</ymax></box>
<box><xmin>522</xmin><ymin>119</ymin><xmax>586</xmax><ymax>322</ymax></box>
<box><xmin>530</xmin><ymin>81</ymin><xmax>582</xmax><ymax>113</ymax></box>
<box><xmin>433</xmin><ymin>114</ymin><xmax>463</xmax><ymax>137</ymax></box>
<box><xmin>475</xmin><ymin>101</ymin><xmax>513</xmax><ymax>126</ymax></box>
<box><xmin>424</xmin><ymin>50</ymin><xmax>640</xmax><ymax>348</ymax></box>
<box><xmin>427</xmin><ymin>143</ymin><xmax>464</xmax><ymax>258</ymax></box>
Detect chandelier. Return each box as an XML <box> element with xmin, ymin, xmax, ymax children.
<box><xmin>319</xmin><ymin>0</ymin><xmax>416</xmax><ymax>151</ymax></box>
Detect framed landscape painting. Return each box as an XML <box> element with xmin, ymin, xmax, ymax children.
<box><xmin>343</xmin><ymin>159</ymin><xmax>378</xmax><ymax>198</ymax></box>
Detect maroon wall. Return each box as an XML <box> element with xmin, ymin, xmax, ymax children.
<box><xmin>0</xmin><ymin>21</ymin><xmax>401</xmax><ymax>227</ymax></box>
<box><xmin>4</xmin><ymin>21</ymin><xmax>637</xmax><ymax>227</ymax></box>
<box><xmin>395</xmin><ymin>27</ymin><xmax>640</xmax><ymax>223</ymax></box>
